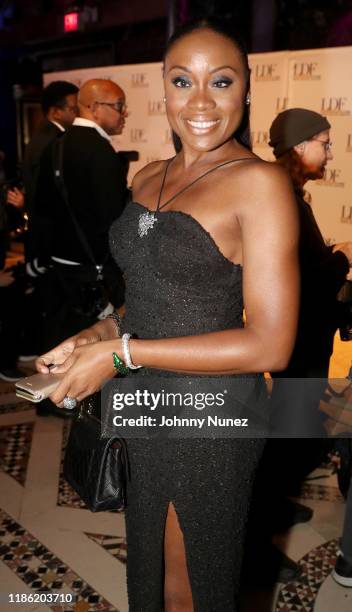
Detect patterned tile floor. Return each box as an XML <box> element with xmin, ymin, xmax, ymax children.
<box><xmin>85</xmin><ymin>534</ymin><xmax>127</xmax><ymax>566</ymax></box>
<box><xmin>0</xmin><ymin>510</ymin><xmax>118</xmax><ymax>612</ymax></box>
<box><xmin>0</xmin><ymin>336</ymin><xmax>351</xmax><ymax>612</ymax></box>
<box><xmin>0</xmin><ymin>422</ymin><xmax>35</xmax><ymax>485</ymax></box>
<box><xmin>57</xmin><ymin>423</ymin><xmax>86</xmax><ymax>511</ymax></box>
<box><xmin>276</xmin><ymin>539</ymin><xmax>339</xmax><ymax>611</ymax></box>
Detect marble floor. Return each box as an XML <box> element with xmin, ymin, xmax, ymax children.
<box><xmin>0</xmin><ymin>335</ymin><xmax>351</xmax><ymax>612</ymax></box>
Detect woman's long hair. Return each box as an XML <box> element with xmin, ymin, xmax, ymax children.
<box><xmin>275</xmin><ymin>149</ymin><xmax>306</xmax><ymax>197</ymax></box>
<box><xmin>165</xmin><ymin>17</ymin><xmax>251</xmax><ymax>151</ymax></box>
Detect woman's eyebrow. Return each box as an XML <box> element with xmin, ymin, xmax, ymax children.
<box><xmin>167</xmin><ymin>65</ymin><xmax>191</xmax><ymax>73</ymax></box>
<box><xmin>210</xmin><ymin>65</ymin><xmax>238</xmax><ymax>74</ymax></box>
<box><xmin>166</xmin><ymin>64</ymin><xmax>239</xmax><ymax>75</ymax></box>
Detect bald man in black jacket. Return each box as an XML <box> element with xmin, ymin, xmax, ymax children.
<box><xmin>36</xmin><ymin>79</ymin><xmax>128</xmax><ymax>352</ymax></box>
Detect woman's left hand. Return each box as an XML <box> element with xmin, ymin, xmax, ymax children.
<box><xmin>50</xmin><ymin>340</ymin><xmax>120</xmax><ymax>405</ymax></box>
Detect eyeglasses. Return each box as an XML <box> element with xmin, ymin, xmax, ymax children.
<box><xmin>95</xmin><ymin>100</ymin><xmax>126</xmax><ymax>114</ymax></box>
<box><xmin>311</xmin><ymin>138</ymin><xmax>332</xmax><ymax>152</ymax></box>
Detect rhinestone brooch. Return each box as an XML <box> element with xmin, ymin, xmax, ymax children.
<box><xmin>138</xmin><ymin>210</ymin><xmax>158</xmax><ymax>237</ymax></box>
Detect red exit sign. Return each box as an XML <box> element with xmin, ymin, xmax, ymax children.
<box><xmin>64</xmin><ymin>12</ymin><xmax>79</xmax><ymax>32</ymax></box>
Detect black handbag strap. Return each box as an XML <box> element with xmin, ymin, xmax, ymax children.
<box><xmin>52</xmin><ymin>135</ymin><xmax>106</xmax><ymax>276</ymax></box>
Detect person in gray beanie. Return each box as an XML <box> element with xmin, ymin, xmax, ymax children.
<box><xmin>270</xmin><ymin>109</ymin><xmax>351</xmax><ymax>534</ymax></box>
<box><xmin>245</xmin><ymin>108</ymin><xmax>352</xmax><ymax>586</ymax></box>
<box><xmin>269</xmin><ymin>107</ymin><xmax>351</xmax><ymax>377</ymax></box>
<box><xmin>269</xmin><ymin>107</ymin><xmax>331</xmax><ymax>160</ymax></box>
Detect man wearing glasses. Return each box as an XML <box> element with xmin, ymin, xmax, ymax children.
<box><xmin>74</xmin><ymin>78</ymin><xmax>127</xmax><ymax>139</ymax></box>
<box><xmin>34</xmin><ymin>79</ymin><xmax>128</xmax><ymax>415</ymax></box>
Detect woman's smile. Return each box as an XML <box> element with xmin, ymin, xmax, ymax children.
<box><xmin>185</xmin><ymin>118</ymin><xmax>221</xmax><ymax>132</ymax></box>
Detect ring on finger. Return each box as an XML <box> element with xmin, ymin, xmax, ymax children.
<box><xmin>63</xmin><ymin>396</ymin><xmax>77</xmax><ymax>410</ymax></box>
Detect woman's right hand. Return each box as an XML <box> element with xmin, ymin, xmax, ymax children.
<box><xmin>36</xmin><ymin>328</ymin><xmax>101</xmax><ymax>374</ymax></box>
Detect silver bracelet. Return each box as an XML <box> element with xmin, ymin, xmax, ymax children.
<box><xmin>107</xmin><ymin>313</ymin><xmax>122</xmax><ymax>337</ymax></box>
<box><xmin>121</xmin><ymin>333</ymin><xmax>142</xmax><ymax>370</ymax></box>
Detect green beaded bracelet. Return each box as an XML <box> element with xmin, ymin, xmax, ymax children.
<box><xmin>112</xmin><ymin>352</ymin><xmax>129</xmax><ymax>375</ymax></box>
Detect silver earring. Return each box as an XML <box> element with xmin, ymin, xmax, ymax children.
<box><xmin>245</xmin><ymin>93</ymin><xmax>251</xmax><ymax>105</ymax></box>
<box><xmin>163</xmin><ymin>96</ymin><xmax>166</xmax><ymax>103</ymax></box>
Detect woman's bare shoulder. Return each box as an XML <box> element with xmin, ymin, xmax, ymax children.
<box><xmin>131</xmin><ymin>159</ymin><xmax>170</xmax><ymax>193</ymax></box>
<box><xmin>227</xmin><ymin>157</ymin><xmax>293</xmax><ymax>203</ymax></box>
<box><xmin>230</xmin><ymin>156</ymin><xmax>289</xmax><ymax>182</ymax></box>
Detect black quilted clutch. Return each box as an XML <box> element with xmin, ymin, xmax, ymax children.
<box><xmin>63</xmin><ymin>394</ymin><xmax>128</xmax><ymax>512</ymax></box>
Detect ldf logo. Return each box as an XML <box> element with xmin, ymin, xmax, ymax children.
<box><xmin>321</xmin><ymin>97</ymin><xmax>350</xmax><ymax>115</ymax></box>
<box><xmin>341</xmin><ymin>206</ymin><xmax>352</xmax><ymax>224</ymax></box>
<box><xmin>253</xmin><ymin>64</ymin><xmax>279</xmax><ymax>81</ymax></box>
<box><xmin>346</xmin><ymin>134</ymin><xmax>352</xmax><ymax>152</ymax></box>
<box><xmin>148</xmin><ymin>100</ymin><xmax>165</xmax><ymax>115</ymax></box>
<box><xmin>293</xmin><ymin>62</ymin><xmax>320</xmax><ymax>80</ymax></box>
<box><xmin>130</xmin><ymin>128</ymin><xmax>147</xmax><ymax>143</ymax></box>
<box><xmin>276</xmin><ymin>97</ymin><xmax>288</xmax><ymax>112</ymax></box>
<box><xmin>131</xmin><ymin>73</ymin><xmax>149</xmax><ymax>88</ymax></box>
<box><xmin>317</xmin><ymin>168</ymin><xmax>344</xmax><ymax>188</ymax></box>
<box><xmin>251</xmin><ymin>130</ymin><xmax>269</xmax><ymax>147</ymax></box>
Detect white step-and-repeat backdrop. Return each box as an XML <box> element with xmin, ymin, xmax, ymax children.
<box><xmin>44</xmin><ymin>46</ymin><xmax>352</xmax><ymax>242</ymax></box>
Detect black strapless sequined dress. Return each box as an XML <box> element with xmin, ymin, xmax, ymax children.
<box><xmin>110</xmin><ymin>201</ymin><xmax>264</xmax><ymax>612</ymax></box>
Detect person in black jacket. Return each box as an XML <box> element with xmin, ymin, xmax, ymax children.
<box><xmin>268</xmin><ymin>108</ymin><xmax>351</xmax><ymax>492</ymax></box>
<box><xmin>36</xmin><ymin>78</ymin><xmax>128</xmax><ymax>352</ymax></box>
<box><xmin>269</xmin><ymin>108</ymin><xmax>351</xmax><ymax>380</ymax></box>
<box><xmin>244</xmin><ymin>108</ymin><xmax>352</xmax><ymax>585</ymax></box>
<box><xmin>24</xmin><ymin>81</ymin><xmax>79</xmax><ymax>272</ymax></box>
<box><xmin>268</xmin><ymin>109</ymin><xmax>351</xmax><ymax>491</ymax></box>
<box><xmin>31</xmin><ymin>78</ymin><xmax>127</xmax><ymax>416</ymax></box>
<box><xmin>5</xmin><ymin>82</ymin><xmax>78</xmax><ymax>270</ymax></box>
<box><xmin>23</xmin><ymin>81</ymin><xmax>79</xmax><ymax>216</ymax></box>
<box><xmin>8</xmin><ymin>82</ymin><xmax>79</xmax><ymax>373</ymax></box>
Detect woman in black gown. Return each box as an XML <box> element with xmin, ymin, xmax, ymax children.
<box><xmin>37</xmin><ymin>18</ymin><xmax>299</xmax><ymax>612</ymax></box>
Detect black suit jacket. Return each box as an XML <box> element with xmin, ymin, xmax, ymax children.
<box><xmin>23</xmin><ymin>120</ymin><xmax>62</xmax><ymax>214</ymax></box>
<box><xmin>35</xmin><ymin>125</ymin><xmax>127</xmax><ymax>265</ymax></box>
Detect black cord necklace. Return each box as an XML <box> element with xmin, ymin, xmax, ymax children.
<box><xmin>137</xmin><ymin>156</ymin><xmax>255</xmax><ymax>237</ymax></box>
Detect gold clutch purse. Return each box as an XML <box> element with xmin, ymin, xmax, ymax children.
<box><xmin>15</xmin><ymin>372</ymin><xmax>63</xmax><ymax>403</ymax></box>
